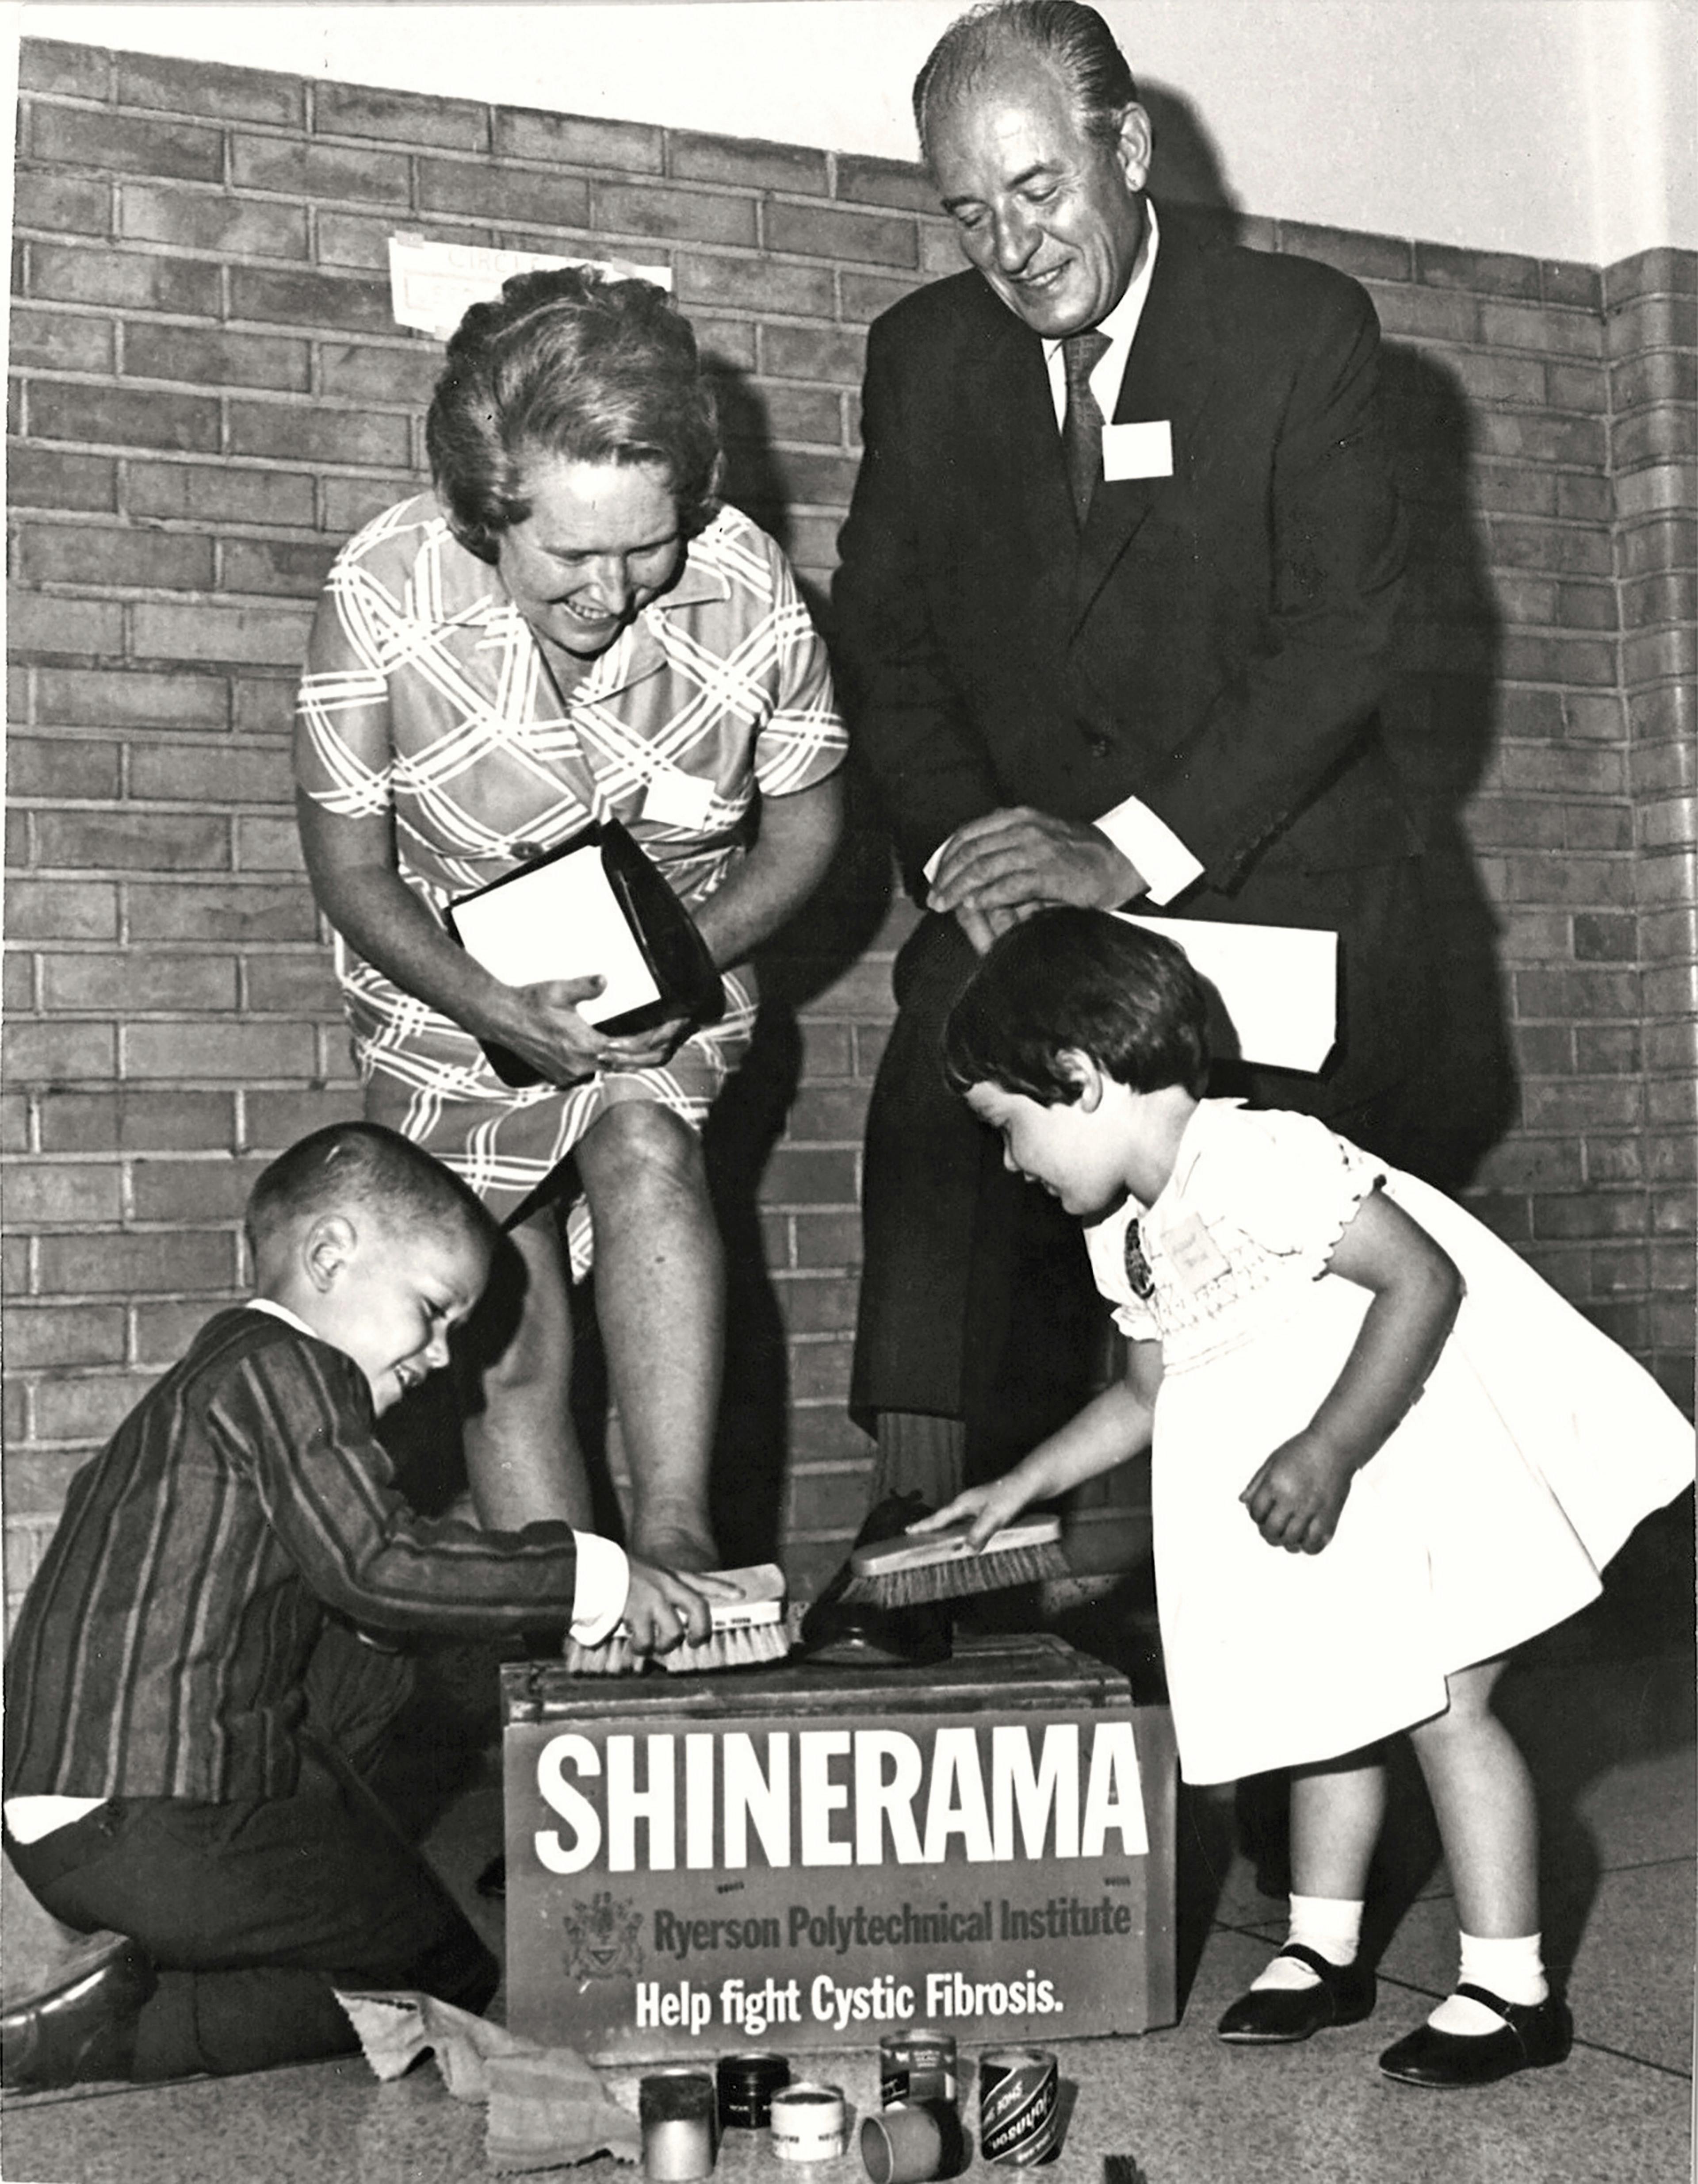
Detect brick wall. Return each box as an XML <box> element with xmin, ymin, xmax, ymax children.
<box><xmin>6</xmin><ymin>39</ymin><xmax>1694</xmax><ymax>1615</ymax></box>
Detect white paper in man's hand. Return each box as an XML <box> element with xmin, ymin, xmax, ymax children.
<box><xmin>1115</xmin><ymin>913</ymin><xmax>1338</xmax><ymax>1073</ymax></box>
<box><xmin>451</xmin><ymin>845</ymin><xmax>662</xmax><ymax>1025</ymax></box>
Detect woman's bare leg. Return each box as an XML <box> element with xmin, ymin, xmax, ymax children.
<box><xmin>460</xmin><ymin>1210</ymin><xmax>593</xmax><ymax>1530</ymax></box>
<box><xmin>577</xmin><ymin>1097</ymin><xmax>722</xmax><ymax>1571</ymax></box>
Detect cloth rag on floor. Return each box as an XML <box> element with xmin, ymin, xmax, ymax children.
<box><xmin>335</xmin><ymin>1989</ymin><xmax>641</xmax><ymax>2169</ymax></box>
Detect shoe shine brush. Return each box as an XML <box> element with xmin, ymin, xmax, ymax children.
<box><xmin>560</xmin><ymin>1562</ymin><xmax>792</xmax><ymax>1676</ymax></box>
<box><xmin>839</xmin><ymin>1513</ymin><xmax>1068</xmax><ymax>1608</ymax></box>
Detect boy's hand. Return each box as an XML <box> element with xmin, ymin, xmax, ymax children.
<box><xmin>907</xmin><ymin>1477</ymin><xmax>1034</xmax><ymax>1553</ymax></box>
<box><xmin>1240</xmin><ymin>1431</ymin><xmax>1356</xmax><ymax>1554</ymax></box>
<box><xmin>621</xmin><ymin>1562</ymin><xmax>737</xmax><ymax>1656</ymax></box>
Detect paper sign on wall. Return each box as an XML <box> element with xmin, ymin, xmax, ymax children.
<box><xmin>388</xmin><ymin>234</ymin><xmax>672</xmax><ymax>340</ymax></box>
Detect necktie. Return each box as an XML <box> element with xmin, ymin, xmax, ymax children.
<box><xmin>1061</xmin><ymin>329</ymin><xmax>1112</xmax><ymax>523</ymax></box>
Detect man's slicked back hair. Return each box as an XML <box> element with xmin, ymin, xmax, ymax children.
<box><xmin>913</xmin><ymin>0</ymin><xmax>1138</xmax><ymax>165</ymax></box>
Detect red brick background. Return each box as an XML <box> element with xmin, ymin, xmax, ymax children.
<box><xmin>6</xmin><ymin>39</ymin><xmax>1694</xmax><ymax>1613</ymax></box>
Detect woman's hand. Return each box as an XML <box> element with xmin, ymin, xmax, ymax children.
<box><xmin>598</xmin><ymin>1013</ymin><xmax>694</xmax><ymax>1071</ymax></box>
<box><xmin>485</xmin><ymin>977</ymin><xmax>617</xmax><ymax>1085</ymax></box>
<box><xmin>621</xmin><ymin>1563</ymin><xmax>739</xmax><ymax>1657</ymax></box>
<box><xmin>296</xmin><ymin>793</ymin><xmax>626</xmax><ymax>1084</ymax></box>
<box><xmin>1239</xmin><ymin>1430</ymin><xmax>1356</xmax><ymax>1554</ymax></box>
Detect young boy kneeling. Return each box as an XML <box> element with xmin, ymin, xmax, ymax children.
<box><xmin>2</xmin><ymin>1123</ymin><xmax>717</xmax><ymax>2092</ymax></box>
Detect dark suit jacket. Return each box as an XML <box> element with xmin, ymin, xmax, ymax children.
<box><xmin>834</xmin><ymin>207</ymin><xmax>1422</xmax><ymax>954</ymax></box>
<box><xmin>836</xmin><ymin>209</ymin><xmax>1434</xmax><ymax>1434</ymax></box>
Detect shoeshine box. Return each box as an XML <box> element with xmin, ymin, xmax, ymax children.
<box><xmin>501</xmin><ymin>1631</ymin><xmax>1176</xmax><ymax>2065</ymax></box>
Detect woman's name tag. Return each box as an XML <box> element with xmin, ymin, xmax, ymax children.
<box><xmin>642</xmin><ymin>768</ymin><xmax>716</xmax><ymax>829</ymax></box>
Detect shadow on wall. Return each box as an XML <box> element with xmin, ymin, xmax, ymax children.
<box><xmin>1377</xmin><ymin>347</ymin><xmax>1518</xmax><ymax>1191</ymax></box>
<box><xmin>1140</xmin><ymin>80</ymin><xmax>1244</xmax><ymax>239</ymax></box>
<box><xmin>1150</xmin><ymin>77</ymin><xmax>1517</xmax><ymax>1190</ymax></box>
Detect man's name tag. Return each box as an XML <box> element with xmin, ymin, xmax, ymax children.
<box><xmin>1102</xmin><ymin>419</ymin><xmax>1174</xmax><ymax>481</ymax></box>
<box><xmin>1163</xmin><ymin>1211</ymin><xmax>1232</xmax><ymax>1292</ymax></box>
<box><xmin>642</xmin><ymin>768</ymin><xmax>716</xmax><ymax>829</ymax></box>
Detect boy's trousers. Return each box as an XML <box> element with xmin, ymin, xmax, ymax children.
<box><xmin>4</xmin><ymin>1622</ymin><xmax>497</xmax><ymax>2081</ymax></box>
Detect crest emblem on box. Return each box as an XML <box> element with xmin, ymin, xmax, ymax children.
<box><xmin>562</xmin><ymin>1890</ymin><xmax>644</xmax><ymax>1982</ymax></box>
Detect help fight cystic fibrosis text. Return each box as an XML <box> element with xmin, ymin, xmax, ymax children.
<box><xmin>636</xmin><ymin>1963</ymin><xmax>1076</xmax><ymax>2038</ymax></box>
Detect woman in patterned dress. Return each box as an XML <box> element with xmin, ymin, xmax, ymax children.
<box><xmin>294</xmin><ymin>269</ymin><xmax>846</xmax><ymax>1571</ymax></box>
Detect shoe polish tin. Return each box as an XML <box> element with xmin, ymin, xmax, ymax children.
<box><xmin>769</xmin><ymin>2081</ymin><xmax>848</xmax><ymax>2161</ymax></box>
<box><xmin>716</xmin><ymin>2050</ymin><xmax>790</xmax><ymax>2129</ymax></box>
<box><xmin>978</xmin><ymin>2047</ymin><xmax>1060</xmax><ymax>2165</ymax></box>
<box><xmin>879</xmin><ymin>2027</ymin><xmax>957</xmax><ymax>2107</ymax></box>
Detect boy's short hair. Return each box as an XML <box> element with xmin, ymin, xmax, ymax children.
<box><xmin>944</xmin><ymin>907</ymin><xmax>1212</xmax><ymax>1102</ymax></box>
<box><xmin>245</xmin><ymin>1123</ymin><xmax>497</xmax><ymax>1261</ymax></box>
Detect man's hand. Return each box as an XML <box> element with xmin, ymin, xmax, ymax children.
<box><xmin>927</xmin><ymin>808</ymin><xmax>1144</xmax><ymax>954</ymax></box>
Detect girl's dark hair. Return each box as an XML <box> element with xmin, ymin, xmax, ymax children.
<box><xmin>914</xmin><ymin>0</ymin><xmax>1138</xmax><ymax>165</ymax></box>
<box><xmin>425</xmin><ymin>266</ymin><xmax>722</xmax><ymax>563</ymax></box>
<box><xmin>245</xmin><ymin>1122</ymin><xmax>496</xmax><ymax>1261</ymax></box>
<box><xmin>943</xmin><ymin>907</ymin><xmax>1211</xmax><ymax>1103</ymax></box>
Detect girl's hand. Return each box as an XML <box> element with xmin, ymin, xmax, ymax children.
<box><xmin>620</xmin><ymin>1562</ymin><xmax>738</xmax><ymax>1657</ymax></box>
<box><xmin>907</xmin><ymin>1475</ymin><xmax>1034</xmax><ymax>1552</ymax></box>
<box><xmin>1240</xmin><ymin>1431</ymin><xmax>1356</xmax><ymax>1554</ymax></box>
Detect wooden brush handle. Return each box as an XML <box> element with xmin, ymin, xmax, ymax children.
<box><xmin>710</xmin><ymin>1598</ymin><xmax>783</xmax><ymax>1631</ymax></box>
<box><xmin>708</xmin><ymin>1562</ymin><xmax>785</xmax><ymax>1630</ymax></box>
<box><xmin>848</xmin><ymin>1513</ymin><xmax>1061</xmax><ymax>1578</ymax></box>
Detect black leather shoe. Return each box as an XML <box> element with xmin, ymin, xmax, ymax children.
<box><xmin>1377</xmin><ymin>1985</ymin><xmax>1573</xmax><ymax>2087</ymax></box>
<box><xmin>1216</xmin><ymin>1944</ymin><xmax>1377</xmax><ymax>2044</ymax></box>
<box><xmin>1</xmin><ymin>1932</ymin><xmax>156</xmax><ymax>2092</ymax></box>
<box><xmin>475</xmin><ymin>1854</ymin><xmax>507</xmax><ymax>1900</ymax></box>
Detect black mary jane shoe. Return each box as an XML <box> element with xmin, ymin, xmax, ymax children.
<box><xmin>0</xmin><ymin>1932</ymin><xmax>157</xmax><ymax>2093</ymax></box>
<box><xmin>1377</xmin><ymin>1984</ymin><xmax>1573</xmax><ymax>2088</ymax></box>
<box><xmin>1216</xmin><ymin>1943</ymin><xmax>1377</xmax><ymax>2045</ymax></box>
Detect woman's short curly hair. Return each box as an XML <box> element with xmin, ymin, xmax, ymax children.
<box><xmin>425</xmin><ymin>266</ymin><xmax>722</xmax><ymax>562</ymax></box>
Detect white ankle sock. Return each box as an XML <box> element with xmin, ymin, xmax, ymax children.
<box><xmin>1251</xmin><ymin>1894</ymin><xmax>1364</xmax><ymax>1992</ymax></box>
<box><xmin>1427</xmin><ymin>1932</ymin><xmax>1547</xmax><ymax>2035</ymax></box>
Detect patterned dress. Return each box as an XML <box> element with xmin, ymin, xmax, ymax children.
<box><xmin>295</xmin><ymin>493</ymin><xmax>846</xmax><ymax>1270</ymax></box>
<box><xmin>1084</xmin><ymin>1101</ymin><xmax>1694</xmax><ymax>1785</ymax></box>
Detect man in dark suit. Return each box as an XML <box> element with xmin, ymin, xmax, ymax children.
<box><xmin>834</xmin><ymin>0</ymin><xmax>1434</xmax><ymax>1494</ymax></box>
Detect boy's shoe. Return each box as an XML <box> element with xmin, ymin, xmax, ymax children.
<box><xmin>1377</xmin><ymin>1986</ymin><xmax>1573</xmax><ymax>2087</ymax></box>
<box><xmin>1216</xmin><ymin>1944</ymin><xmax>1377</xmax><ymax>2043</ymax></box>
<box><xmin>0</xmin><ymin>1931</ymin><xmax>156</xmax><ymax>2092</ymax></box>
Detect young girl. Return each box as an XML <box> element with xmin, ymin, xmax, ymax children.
<box><xmin>916</xmin><ymin>907</ymin><xmax>1693</xmax><ymax>2089</ymax></box>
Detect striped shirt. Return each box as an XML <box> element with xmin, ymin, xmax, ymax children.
<box><xmin>4</xmin><ymin>1309</ymin><xmax>586</xmax><ymax>1805</ymax></box>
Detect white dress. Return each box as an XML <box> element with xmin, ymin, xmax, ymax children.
<box><xmin>1084</xmin><ymin>1101</ymin><xmax>1694</xmax><ymax>1786</ymax></box>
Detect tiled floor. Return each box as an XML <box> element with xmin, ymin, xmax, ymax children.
<box><xmin>5</xmin><ymin>1501</ymin><xmax>1693</xmax><ymax>2184</ymax></box>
